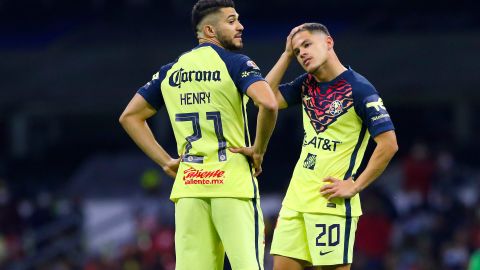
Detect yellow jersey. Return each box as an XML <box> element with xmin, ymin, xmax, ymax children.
<box><xmin>138</xmin><ymin>43</ymin><xmax>265</xmax><ymax>201</ymax></box>
<box><xmin>279</xmin><ymin>68</ymin><xmax>394</xmax><ymax>217</ymax></box>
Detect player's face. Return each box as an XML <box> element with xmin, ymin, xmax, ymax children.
<box><xmin>291</xmin><ymin>30</ymin><xmax>331</xmax><ymax>73</ymax></box>
<box><xmin>214</xmin><ymin>8</ymin><xmax>244</xmax><ymax>50</ymax></box>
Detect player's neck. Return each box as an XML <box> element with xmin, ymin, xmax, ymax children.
<box><xmin>312</xmin><ymin>56</ymin><xmax>347</xmax><ymax>83</ymax></box>
<box><xmin>198</xmin><ymin>37</ymin><xmax>224</xmax><ymax>49</ymax></box>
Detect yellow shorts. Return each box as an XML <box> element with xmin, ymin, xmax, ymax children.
<box><xmin>175</xmin><ymin>197</ymin><xmax>264</xmax><ymax>270</ymax></box>
<box><xmin>270</xmin><ymin>206</ymin><xmax>358</xmax><ymax>266</ymax></box>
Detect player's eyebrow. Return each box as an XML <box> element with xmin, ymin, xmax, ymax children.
<box><xmin>293</xmin><ymin>39</ymin><xmax>309</xmax><ymax>55</ymax></box>
<box><xmin>300</xmin><ymin>39</ymin><xmax>310</xmax><ymax>47</ymax></box>
<box><xmin>226</xmin><ymin>13</ymin><xmax>238</xmax><ymax>20</ymax></box>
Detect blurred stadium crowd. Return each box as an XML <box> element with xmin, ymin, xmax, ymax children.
<box><xmin>1</xmin><ymin>0</ymin><xmax>480</xmax><ymax>269</ymax></box>
<box><xmin>1</xmin><ymin>142</ymin><xmax>480</xmax><ymax>269</ymax></box>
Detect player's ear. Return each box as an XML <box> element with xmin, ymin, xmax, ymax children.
<box><xmin>203</xmin><ymin>24</ymin><xmax>216</xmax><ymax>38</ymax></box>
<box><xmin>326</xmin><ymin>36</ymin><xmax>334</xmax><ymax>50</ymax></box>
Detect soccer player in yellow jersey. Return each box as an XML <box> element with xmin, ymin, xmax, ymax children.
<box><xmin>119</xmin><ymin>0</ymin><xmax>278</xmax><ymax>269</ymax></box>
<box><xmin>266</xmin><ymin>23</ymin><xmax>398</xmax><ymax>270</ymax></box>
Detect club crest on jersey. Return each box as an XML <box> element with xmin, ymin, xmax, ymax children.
<box><xmin>302</xmin><ymin>75</ymin><xmax>354</xmax><ymax>134</ymax></box>
<box><xmin>329</xmin><ymin>100</ymin><xmax>343</xmax><ymax>116</ymax></box>
<box><xmin>246</xmin><ymin>60</ymin><xmax>260</xmax><ymax>70</ymax></box>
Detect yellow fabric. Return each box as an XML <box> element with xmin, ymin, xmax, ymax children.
<box><xmin>271</xmin><ymin>206</ymin><xmax>358</xmax><ymax>266</ymax></box>
<box><xmin>158</xmin><ymin>46</ymin><xmax>259</xmax><ymax>200</ymax></box>
<box><xmin>175</xmin><ymin>198</ymin><xmax>264</xmax><ymax>270</ymax></box>
<box><xmin>282</xmin><ymin>108</ymin><xmax>368</xmax><ymax>216</ymax></box>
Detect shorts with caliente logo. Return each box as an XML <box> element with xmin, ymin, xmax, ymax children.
<box><xmin>270</xmin><ymin>206</ymin><xmax>358</xmax><ymax>266</ymax></box>
<box><xmin>175</xmin><ymin>197</ymin><xmax>264</xmax><ymax>270</ymax></box>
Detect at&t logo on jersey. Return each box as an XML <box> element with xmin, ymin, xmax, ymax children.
<box><xmin>303</xmin><ymin>153</ymin><xmax>317</xmax><ymax>170</ymax></box>
<box><xmin>169</xmin><ymin>68</ymin><xmax>221</xmax><ymax>88</ymax></box>
<box><xmin>303</xmin><ymin>132</ymin><xmax>342</xmax><ymax>152</ymax></box>
<box><xmin>183</xmin><ymin>168</ymin><xmax>225</xmax><ymax>185</ymax></box>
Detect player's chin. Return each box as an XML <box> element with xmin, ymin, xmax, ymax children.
<box><xmin>305</xmin><ymin>64</ymin><xmax>318</xmax><ymax>73</ymax></box>
<box><xmin>233</xmin><ymin>39</ymin><xmax>243</xmax><ymax>49</ymax></box>
<box><xmin>300</xmin><ymin>63</ymin><xmax>310</xmax><ymax>72</ymax></box>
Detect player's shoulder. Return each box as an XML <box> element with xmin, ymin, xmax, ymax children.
<box><xmin>343</xmin><ymin>67</ymin><xmax>378</xmax><ymax>98</ymax></box>
<box><xmin>299</xmin><ymin>73</ymin><xmax>311</xmax><ymax>82</ymax></box>
<box><xmin>159</xmin><ymin>62</ymin><xmax>175</xmax><ymax>74</ymax></box>
<box><xmin>287</xmin><ymin>72</ymin><xmax>309</xmax><ymax>87</ymax></box>
<box><xmin>344</xmin><ymin>67</ymin><xmax>375</xmax><ymax>89</ymax></box>
<box><xmin>203</xmin><ymin>43</ymin><xmax>254</xmax><ymax>66</ymax></box>
<box><xmin>151</xmin><ymin>62</ymin><xmax>175</xmax><ymax>81</ymax></box>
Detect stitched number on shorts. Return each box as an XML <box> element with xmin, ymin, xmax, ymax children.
<box><xmin>315</xmin><ymin>224</ymin><xmax>340</xmax><ymax>246</ymax></box>
<box><xmin>175</xmin><ymin>112</ymin><xmax>227</xmax><ymax>162</ymax></box>
<box><xmin>315</xmin><ymin>224</ymin><xmax>327</xmax><ymax>246</ymax></box>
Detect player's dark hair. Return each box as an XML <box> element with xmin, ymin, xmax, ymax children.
<box><xmin>297</xmin><ymin>23</ymin><xmax>331</xmax><ymax>37</ymax></box>
<box><xmin>192</xmin><ymin>0</ymin><xmax>235</xmax><ymax>36</ymax></box>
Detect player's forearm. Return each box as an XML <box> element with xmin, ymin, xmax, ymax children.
<box><xmin>252</xmin><ymin>105</ymin><xmax>278</xmax><ymax>154</ymax></box>
<box><xmin>352</xmin><ymin>141</ymin><xmax>398</xmax><ymax>193</ymax></box>
<box><xmin>120</xmin><ymin>117</ymin><xmax>173</xmax><ymax>167</ymax></box>
<box><xmin>265</xmin><ymin>53</ymin><xmax>293</xmax><ymax>109</ymax></box>
<box><xmin>265</xmin><ymin>52</ymin><xmax>292</xmax><ymax>89</ymax></box>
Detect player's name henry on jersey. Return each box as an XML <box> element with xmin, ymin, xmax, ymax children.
<box><xmin>169</xmin><ymin>68</ymin><xmax>221</xmax><ymax>88</ymax></box>
<box><xmin>303</xmin><ymin>135</ymin><xmax>341</xmax><ymax>151</ymax></box>
<box><xmin>180</xmin><ymin>92</ymin><xmax>211</xmax><ymax>105</ymax></box>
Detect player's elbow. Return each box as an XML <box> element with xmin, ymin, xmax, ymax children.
<box><xmin>392</xmin><ymin>142</ymin><xmax>399</xmax><ymax>155</ymax></box>
<box><xmin>118</xmin><ymin>114</ymin><xmax>126</xmax><ymax>127</ymax></box>
<box><xmin>118</xmin><ymin>111</ymin><xmax>131</xmax><ymax>127</ymax></box>
<box><xmin>259</xmin><ymin>98</ymin><xmax>278</xmax><ymax>112</ymax></box>
<box><xmin>384</xmin><ymin>140</ymin><xmax>399</xmax><ymax>157</ymax></box>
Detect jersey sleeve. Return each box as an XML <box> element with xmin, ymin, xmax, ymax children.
<box><xmin>223</xmin><ymin>54</ymin><xmax>265</xmax><ymax>93</ymax></box>
<box><xmin>278</xmin><ymin>73</ymin><xmax>306</xmax><ymax>106</ymax></box>
<box><xmin>137</xmin><ymin>63</ymin><xmax>173</xmax><ymax>110</ymax></box>
<box><xmin>353</xmin><ymin>84</ymin><xmax>395</xmax><ymax>137</ymax></box>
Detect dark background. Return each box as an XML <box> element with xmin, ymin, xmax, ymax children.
<box><xmin>0</xmin><ymin>0</ymin><xmax>479</xmax><ymax>269</ymax></box>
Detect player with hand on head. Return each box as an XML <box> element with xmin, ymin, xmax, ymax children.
<box><xmin>119</xmin><ymin>0</ymin><xmax>278</xmax><ymax>269</ymax></box>
<box><xmin>266</xmin><ymin>23</ymin><xmax>398</xmax><ymax>270</ymax></box>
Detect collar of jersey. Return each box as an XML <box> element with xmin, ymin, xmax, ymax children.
<box><xmin>196</xmin><ymin>42</ymin><xmax>223</xmax><ymax>50</ymax></box>
<box><xmin>314</xmin><ymin>66</ymin><xmax>353</xmax><ymax>88</ymax></box>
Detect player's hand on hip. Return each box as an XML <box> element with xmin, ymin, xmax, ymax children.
<box><xmin>229</xmin><ymin>147</ymin><xmax>264</xmax><ymax>177</ymax></box>
<box><xmin>162</xmin><ymin>157</ymin><xmax>181</xmax><ymax>179</ymax></box>
<box><xmin>320</xmin><ymin>177</ymin><xmax>357</xmax><ymax>200</ymax></box>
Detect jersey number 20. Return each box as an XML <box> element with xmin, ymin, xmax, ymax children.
<box><xmin>315</xmin><ymin>223</ymin><xmax>340</xmax><ymax>247</ymax></box>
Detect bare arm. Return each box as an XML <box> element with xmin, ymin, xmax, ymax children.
<box><xmin>320</xmin><ymin>130</ymin><xmax>398</xmax><ymax>199</ymax></box>
<box><xmin>119</xmin><ymin>94</ymin><xmax>180</xmax><ymax>178</ymax></box>
<box><xmin>230</xmin><ymin>81</ymin><xmax>278</xmax><ymax>176</ymax></box>
<box><xmin>265</xmin><ymin>26</ymin><xmax>302</xmax><ymax>109</ymax></box>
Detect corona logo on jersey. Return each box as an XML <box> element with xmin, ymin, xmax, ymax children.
<box><xmin>183</xmin><ymin>168</ymin><xmax>225</xmax><ymax>185</ymax></box>
<box><xmin>169</xmin><ymin>68</ymin><xmax>221</xmax><ymax>88</ymax></box>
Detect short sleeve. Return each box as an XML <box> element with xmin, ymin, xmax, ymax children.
<box><xmin>278</xmin><ymin>73</ymin><xmax>306</xmax><ymax>106</ymax></box>
<box><xmin>227</xmin><ymin>54</ymin><xmax>265</xmax><ymax>93</ymax></box>
<box><xmin>137</xmin><ymin>63</ymin><xmax>173</xmax><ymax>110</ymax></box>
<box><xmin>353</xmin><ymin>84</ymin><xmax>395</xmax><ymax>137</ymax></box>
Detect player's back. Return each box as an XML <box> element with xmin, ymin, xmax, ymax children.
<box><xmin>140</xmin><ymin>43</ymin><xmax>264</xmax><ymax>200</ymax></box>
